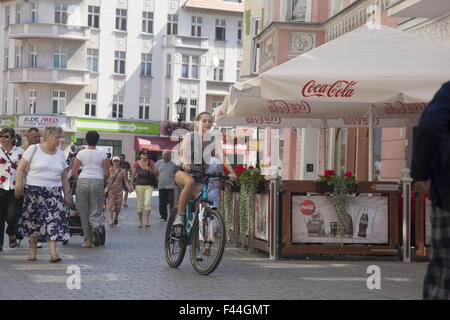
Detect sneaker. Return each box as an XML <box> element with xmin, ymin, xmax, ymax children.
<box><xmin>172</xmin><ymin>213</ymin><xmax>185</xmax><ymax>227</ymax></box>
<box><xmin>37</xmin><ymin>242</ymin><xmax>43</xmax><ymax>249</ymax></box>
<box><xmin>160</xmin><ymin>218</ymin><xmax>166</xmax><ymax>222</ymax></box>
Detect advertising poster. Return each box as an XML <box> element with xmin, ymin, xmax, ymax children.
<box><xmin>292</xmin><ymin>195</ymin><xmax>389</xmax><ymax>244</ymax></box>
<box><xmin>254</xmin><ymin>194</ymin><xmax>269</xmax><ymax>241</ymax></box>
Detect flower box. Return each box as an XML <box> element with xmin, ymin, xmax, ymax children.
<box><xmin>347</xmin><ymin>183</ymin><xmax>357</xmax><ymax>194</ymax></box>
<box><xmin>318</xmin><ymin>181</ymin><xmax>334</xmax><ymax>194</ymax></box>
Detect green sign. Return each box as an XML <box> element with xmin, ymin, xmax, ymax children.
<box><xmin>70</xmin><ymin>133</ymin><xmax>77</xmax><ymax>143</ymax></box>
<box><xmin>75</xmin><ymin>119</ymin><xmax>160</xmax><ymax>135</ymax></box>
<box><xmin>0</xmin><ymin>117</ymin><xmax>15</xmax><ymax>128</ymax></box>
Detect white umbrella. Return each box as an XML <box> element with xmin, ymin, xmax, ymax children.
<box><xmin>216</xmin><ymin>24</ymin><xmax>450</xmax><ymax>179</ymax></box>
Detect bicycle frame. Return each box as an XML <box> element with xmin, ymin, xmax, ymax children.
<box><xmin>185</xmin><ymin>183</ymin><xmax>209</xmax><ymax>240</ymax></box>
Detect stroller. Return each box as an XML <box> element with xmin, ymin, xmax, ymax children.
<box><xmin>63</xmin><ymin>176</ymin><xmax>106</xmax><ymax>246</ymax></box>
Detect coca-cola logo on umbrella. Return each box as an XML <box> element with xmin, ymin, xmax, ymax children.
<box><xmin>301</xmin><ymin>80</ymin><xmax>357</xmax><ymax>98</ymax></box>
<box><xmin>300</xmin><ymin>200</ymin><xmax>315</xmax><ymax>215</ymax></box>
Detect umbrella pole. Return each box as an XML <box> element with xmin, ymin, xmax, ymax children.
<box><xmin>321</xmin><ymin>119</ymin><xmax>327</xmax><ymax>171</ymax></box>
<box><xmin>368</xmin><ymin>105</ymin><xmax>374</xmax><ymax>182</ymax></box>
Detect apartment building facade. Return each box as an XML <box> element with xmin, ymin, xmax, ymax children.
<box><xmin>0</xmin><ymin>0</ymin><xmax>243</xmax><ymax>160</ymax></box>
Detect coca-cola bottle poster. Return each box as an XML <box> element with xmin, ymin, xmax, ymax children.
<box><xmin>291</xmin><ymin>195</ymin><xmax>389</xmax><ymax>244</ymax></box>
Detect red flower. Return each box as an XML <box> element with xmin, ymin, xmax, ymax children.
<box><xmin>0</xmin><ymin>158</ymin><xmax>6</xmax><ymax>164</ymax></box>
<box><xmin>324</xmin><ymin>170</ymin><xmax>335</xmax><ymax>178</ymax></box>
<box><xmin>249</xmin><ymin>166</ymin><xmax>255</xmax><ymax>170</ymax></box>
<box><xmin>223</xmin><ymin>167</ymin><xmax>230</xmax><ymax>175</ymax></box>
<box><xmin>18</xmin><ymin>154</ymin><xmax>22</xmax><ymax>159</ymax></box>
<box><xmin>0</xmin><ymin>176</ymin><xmax>6</xmax><ymax>183</ymax></box>
<box><xmin>344</xmin><ymin>171</ymin><xmax>352</xmax><ymax>178</ymax></box>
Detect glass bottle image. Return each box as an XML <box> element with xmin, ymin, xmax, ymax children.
<box><xmin>358</xmin><ymin>209</ymin><xmax>369</xmax><ymax>238</ymax></box>
<box><xmin>344</xmin><ymin>212</ymin><xmax>353</xmax><ymax>237</ymax></box>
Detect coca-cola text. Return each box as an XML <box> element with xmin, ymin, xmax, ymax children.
<box><xmin>301</xmin><ymin>80</ymin><xmax>357</xmax><ymax>98</ymax></box>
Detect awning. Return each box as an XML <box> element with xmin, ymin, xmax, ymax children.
<box><xmin>134</xmin><ymin>136</ymin><xmax>178</xmax><ymax>152</ymax></box>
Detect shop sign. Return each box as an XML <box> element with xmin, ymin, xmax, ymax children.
<box><xmin>75</xmin><ymin>119</ymin><xmax>160</xmax><ymax>135</ymax></box>
<box><xmin>0</xmin><ymin>117</ymin><xmax>15</xmax><ymax>128</ymax></box>
<box><xmin>18</xmin><ymin>115</ymin><xmax>67</xmax><ymax>128</ymax></box>
<box><xmin>292</xmin><ymin>195</ymin><xmax>389</xmax><ymax>244</ymax></box>
<box><xmin>370</xmin><ymin>184</ymin><xmax>398</xmax><ymax>192</ymax></box>
<box><xmin>254</xmin><ymin>194</ymin><xmax>269</xmax><ymax>241</ymax></box>
<box><xmin>70</xmin><ymin>133</ymin><xmax>77</xmax><ymax>143</ymax></box>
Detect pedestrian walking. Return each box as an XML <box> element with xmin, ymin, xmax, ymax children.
<box><xmin>120</xmin><ymin>154</ymin><xmax>131</xmax><ymax>208</ymax></box>
<box><xmin>106</xmin><ymin>156</ymin><xmax>133</xmax><ymax>227</ymax></box>
<box><xmin>15</xmin><ymin>126</ymin><xmax>70</xmax><ymax>262</ymax></box>
<box><xmin>70</xmin><ymin>131</ymin><xmax>110</xmax><ymax>248</ymax></box>
<box><xmin>155</xmin><ymin>149</ymin><xmax>176</xmax><ymax>222</ymax></box>
<box><xmin>0</xmin><ymin>128</ymin><xmax>24</xmax><ymax>252</ymax></box>
<box><xmin>20</xmin><ymin>127</ymin><xmax>43</xmax><ymax>249</ymax></box>
<box><xmin>130</xmin><ymin>148</ymin><xmax>157</xmax><ymax>228</ymax></box>
<box><xmin>411</xmin><ymin>81</ymin><xmax>450</xmax><ymax>300</ymax></box>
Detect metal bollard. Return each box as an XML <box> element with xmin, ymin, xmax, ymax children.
<box><xmin>400</xmin><ymin>168</ymin><xmax>413</xmax><ymax>263</ymax></box>
<box><xmin>270</xmin><ymin>167</ymin><xmax>281</xmax><ymax>261</ymax></box>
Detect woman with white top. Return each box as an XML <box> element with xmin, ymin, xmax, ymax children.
<box><xmin>15</xmin><ymin>126</ymin><xmax>70</xmax><ymax>263</ymax></box>
<box><xmin>71</xmin><ymin>131</ymin><xmax>110</xmax><ymax>248</ymax></box>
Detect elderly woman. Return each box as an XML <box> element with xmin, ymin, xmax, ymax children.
<box><xmin>71</xmin><ymin>131</ymin><xmax>110</xmax><ymax>248</ymax></box>
<box><xmin>15</xmin><ymin>126</ymin><xmax>70</xmax><ymax>262</ymax></box>
<box><xmin>0</xmin><ymin>128</ymin><xmax>24</xmax><ymax>251</ymax></box>
<box><xmin>130</xmin><ymin>148</ymin><xmax>157</xmax><ymax>228</ymax></box>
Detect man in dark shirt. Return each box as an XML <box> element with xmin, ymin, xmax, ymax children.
<box><xmin>120</xmin><ymin>154</ymin><xmax>131</xmax><ymax>209</ymax></box>
<box><xmin>412</xmin><ymin>81</ymin><xmax>450</xmax><ymax>300</ymax></box>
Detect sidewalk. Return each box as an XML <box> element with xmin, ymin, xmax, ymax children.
<box><xmin>0</xmin><ymin>191</ymin><xmax>427</xmax><ymax>300</ymax></box>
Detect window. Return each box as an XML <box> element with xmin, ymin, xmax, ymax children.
<box><xmin>15</xmin><ymin>46</ymin><xmax>21</xmax><ymax>68</ymax></box>
<box><xmin>16</xmin><ymin>4</ymin><xmax>21</xmax><ymax>24</ymax></box>
<box><xmin>237</xmin><ymin>20</ymin><xmax>242</xmax><ymax>41</ymax></box>
<box><xmin>142</xmin><ymin>11</ymin><xmax>153</xmax><ymax>33</ymax></box>
<box><xmin>112</xmin><ymin>95</ymin><xmax>123</xmax><ymax>118</ymax></box>
<box><xmin>88</xmin><ymin>6</ymin><xmax>100</xmax><ymax>28</ymax></box>
<box><xmin>54</xmin><ymin>46</ymin><xmax>67</xmax><ymax>68</ymax></box>
<box><xmin>30</xmin><ymin>2</ymin><xmax>38</xmax><ymax>23</ymax></box>
<box><xmin>87</xmin><ymin>48</ymin><xmax>98</xmax><ymax>72</ymax></box>
<box><xmin>166</xmin><ymin>98</ymin><xmax>170</xmax><ymax>121</ymax></box>
<box><xmin>331</xmin><ymin>0</ymin><xmax>343</xmax><ymax>16</ymax></box>
<box><xmin>214</xmin><ymin>60</ymin><xmax>224</xmax><ymax>81</ymax></box>
<box><xmin>14</xmin><ymin>93</ymin><xmax>18</xmax><ymax>114</ymax></box>
<box><xmin>55</xmin><ymin>3</ymin><xmax>68</xmax><ymax>24</ymax></box>
<box><xmin>4</xmin><ymin>49</ymin><xmax>8</xmax><ymax>71</ymax></box>
<box><xmin>114</xmin><ymin>51</ymin><xmax>126</xmax><ymax>74</ymax></box>
<box><xmin>29</xmin><ymin>45</ymin><xmax>37</xmax><ymax>68</ymax></box>
<box><xmin>140</xmin><ymin>54</ymin><xmax>152</xmax><ymax>77</ymax></box>
<box><xmin>166</xmin><ymin>54</ymin><xmax>171</xmax><ymax>78</ymax></box>
<box><xmin>52</xmin><ymin>90</ymin><xmax>66</xmax><ymax>114</ymax></box>
<box><xmin>139</xmin><ymin>97</ymin><xmax>150</xmax><ymax>120</ymax></box>
<box><xmin>85</xmin><ymin>93</ymin><xmax>96</xmax><ymax>116</ymax></box>
<box><xmin>216</xmin><ymin>19</ymin><xmax>226</xmax><ymax>41</ymax></box>
<box><xmin>115</xmin><ymin>9</ymin><xmax>127</xmax><ymax>31</ymax></box>
<box><xmin>191</xmin><ymin>16</ymin><xmax>202</xmax><ymax>37</ymax></box>
<box><xmin>291</xmin><ymin>0</ymin><xmax>307</xmax><ymax>21</ymax></box>
<box><xmin>5</xmin><ymin>6</ymin><xmax>10</xmax><ymax>29</ymax></box>
<box><xmin>181</xmin><ymin>55</ymin><xmax>189</xmax><ymax>78</ymax></box>
<box><xmin>236</xmin><ymin>61</ymin><xmax>242</xmax><ymax>82</ymax></box>
<box><xmin>191</xmin><ymin>56</ymin><xmax>199</xmax><ymax>79</ymax></box>
<box><xmin>189</xmin><ymin>99</ymin><xmax>197</xmax><ymax>121</ymax></box>
<box><xmin>181</xmin><ymin>56</ymin><xmax>199</xmax><ymax>79</ymax></box>
<box><xmin>3</xmin><ymin>95</ymin><xmax>7</xmax><ymax>114</ymax></box>
<box><xmin>28</xmin><ymin>90</ymin><xmax>37</xmax><ymax>114</ymax></box>
<box><xmin>167</xmin><ymin>14</ymin><xmax>178</xmax><ymax>35</ymax></box>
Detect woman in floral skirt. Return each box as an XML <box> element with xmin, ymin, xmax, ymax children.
<box><xmin>15</xmin><ymin>126</ymin><xmax>70</xmax><ymax>263</ymax></box>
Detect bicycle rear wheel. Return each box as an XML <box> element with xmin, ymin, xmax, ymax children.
<box><xmin>190</xmin><ymin>208</ymin><xmax>226</xmax><ymax>275</ymax></box>
<box><xmin>165</xmin><ymin>207</ymin><xmax>187</xmax><ymax>268</ymax></box>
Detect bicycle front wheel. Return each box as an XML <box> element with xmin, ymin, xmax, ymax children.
<box><xmin>165</xmin><ymin>207</ymin><xmax>187</xmax><ymax>268</ymax></box>
<box><xmin>190</xmin><ymin>208</ymin><xmax>226</xmax><ymax>275</ymax></box>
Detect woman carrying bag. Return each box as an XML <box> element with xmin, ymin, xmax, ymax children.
<box><xmin>130</xmin><ymin>148</ymin><xmax>157</xmax><ymax>228</ymax></box>
<box><xmin>0</xmin><ymin>128</ymin><xmax>24</xmax><ymax>251</ymax></box>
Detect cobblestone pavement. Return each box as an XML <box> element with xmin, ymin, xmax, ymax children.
<box><xmin>0</xmin><ymin>192</ymin><xmax>427</xmax><ymax>300</ymax></box>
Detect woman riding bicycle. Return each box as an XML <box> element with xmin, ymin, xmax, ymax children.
<box><xmin>173</xmin><ymin>112</ymin><xmax>237</xmax><ymax>226</ymax></box>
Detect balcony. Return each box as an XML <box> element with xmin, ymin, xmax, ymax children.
<box><xmin>206</xmin><ymin>80</ymin><xmax>235</xmax><ymax>96</ymax></box>
<box><xmin>8</xmin><ymin>68</ymin><xmax>90</xmax><ymax>86</ymax></box>
<box><xmin>388</xmin><ymin>0</ymin><xmax>450</xmax><ymax>18</ymax></box>
<box><xmin>163</xmin><ymin>35</ymin><xmax>209</xmax><ymax>50</ymax></box>
<box><xmin>9</xmin><ymin>23</ymin><xmax>90</xmax><ymax>41</ymax></box>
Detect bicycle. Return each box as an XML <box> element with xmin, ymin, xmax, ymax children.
<box><xmin>165</xmin><ymin>172</ymin><xmax>229</xmax><ymax>275</ymax></box>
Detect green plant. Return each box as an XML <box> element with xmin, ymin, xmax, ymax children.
<box><xmin>331</xmin><ymin>176</ymin><xmax>348</xmax><ymax>240</ymax></box>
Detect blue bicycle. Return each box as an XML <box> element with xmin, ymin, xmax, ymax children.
<box><xmin>165</xmin><ymin>172</ymin><xmax>228</xmax><ymax>275</ymax></box>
